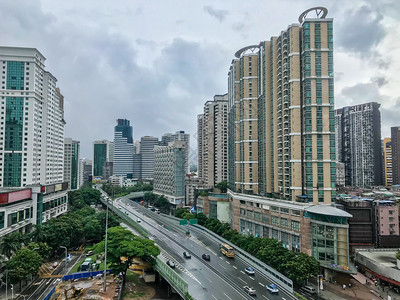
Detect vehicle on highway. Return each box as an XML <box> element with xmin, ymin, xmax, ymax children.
<box><xmin>301</xmin><ymin>286</ymin><xmax>316</xmax><ymax>295</ymax></box>
<box><xmin>202</xmin><ymin>253</ymin><xmax>210</xmax><ymax>261</ymax></box>
<box><xmin>52</xmin><ymin>261</ymin><xmax>59</xmax><ymax>268</ymax></box>
<box><xmin>267</xmin><ymin>284</ymin><xmax>279</xmax><ymax>294</ymax></box>
<box><xmin>183</xmin><ymin>251</ymin><xmax>191</xmax><ymax>258</ymax></box>
<box><xmin>136</xmin><ymin>218</ymin><xmax>141</xmax><ymax>223</ymax></box>
<box><xmin>243</xmin><ymin>286</ymin><xmax>256</xmax><ymax>296</ymax></box>
<box><xmin>65</xmin><ymin>254</ymin><xmax>72</xmax><ymax>262</ymax></box>
<box><xmin>219</xmin><ymin>243</ymin><xmax>235</xmax><ymax>258</ymax></box>
<box><xmin>166</xmin><ymin>260</ymin><xmax>175</xmax><ymax>268</ymax></box>
<box><xmin>86</xmin><ymin>250</ymin><xmax>94</xmax><ymax>256</ymax></box>
<box><xmin>245</xmin><ymin>267</ymin><xmax>255</xmax><ymax>275</ymax></box>
<box><xmin>118</xmin><ymin>205</ymin><xmax>122</xmax><ymax>209</ymax></box>
<box><xmin>155</xmin><ymin>208</ymin><xmax>160</xmax><ymax>214</ymax></box>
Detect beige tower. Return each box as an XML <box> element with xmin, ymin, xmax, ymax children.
<box><xmin>228</xmin><ymin>10</ymin><xmax>335</xmax><ymax>204</ymax></box>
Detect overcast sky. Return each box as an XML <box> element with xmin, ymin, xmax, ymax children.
<box><xmin>0</xmin><ymin>0</ymin><xmax>399</xmax><ymax>159</ymax></box>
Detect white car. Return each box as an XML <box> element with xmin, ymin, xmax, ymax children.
<box><xmin>136</xmin><ymin>218</ymin><xmax>141</xmax><ymax>223</ymax></box>
<box><xmin>243</xmin><ymin>286</ymin><xmax>256</xmax><ymax>296</ymax></box>
<box><xmin>245</xmin><ymin>267</ymin><xmax>255</xmax><ymax>275</ymax></box>
<box><xmin>267</xmin><ymin>284</ymin><xmax>279</xmax><ymax>294</ymax></box>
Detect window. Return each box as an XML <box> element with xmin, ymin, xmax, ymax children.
<box><xmin>280</xmin><ymin>218</ymin><xmax>289</xmax><ymax>228</ymax></box>
<box><xmin>280</xmin><ymin>207</ymin><xmax>289</xmax><ymax>214</ymax></box>
<box><xmin>291</xmin><ymin>221</ymin><xmax>300</xmax><ymax>231</ymax></box>
<box><xmin>271</xmin><ymin>216</ymin><xmax>279</xmax><ymax>226</ymax></box>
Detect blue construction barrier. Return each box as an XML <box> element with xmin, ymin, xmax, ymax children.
<box><xmin>43</xmin><ymin>286</ymin><xmax>55</xmax><ymax>300</ymax></box>
<box><xmin>62</xmin><ymin>270</ymin><xmax>112</xmax><ymax>281</ymax></box>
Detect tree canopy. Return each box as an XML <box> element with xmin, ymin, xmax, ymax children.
<box><xmin>5</xmin><ymin>248</ymin><xmax>43</xmax><ymax>284</ymax></box>
<box><xmin>94</xmin><ymin>226</ymin><xmax>160</xmax><ymax>274</ymax></box>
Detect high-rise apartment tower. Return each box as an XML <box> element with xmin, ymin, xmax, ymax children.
<box><xmin>198</xmin><ymin>94</ymin><xmax>228</xmax><ymax>186</ymax></box>
<box><xmin>335</xmin><ymin>102</ymin><xmax>382</xmax><ymax>187</ymax></box>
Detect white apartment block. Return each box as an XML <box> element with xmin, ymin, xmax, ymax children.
<box><xmin>198</xmin><ymin>94</ymin><xmax>228</xmax><ymax>187</ymax></box>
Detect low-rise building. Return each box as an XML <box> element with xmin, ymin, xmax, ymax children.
<box><xmin>355</xmin><ymin>249</ymin><xmax>400</xmax><ymax>288</ymax></box>
<box><xmin>229</xmin><ymin>190</ymin><xmax>354</xmax><ymax>278</ymax></box>
<box><xmin>185</xmin><ymin>175</ymin><xmax>210</xmax><ymax>207</ymax></box>
<box><xmin>197</xmin><ymin>192</ymin><xmax>230</xmax><ymax>223</ymax></box>
<box><xmin>374</xmin><ymin>200</ymin><xmax>400</xmax><ymax>248</ymax></box>
<box><xmin>0</xmin><ymin>183</ymin><xmax>68</xmax><ymax>238</ymax></box>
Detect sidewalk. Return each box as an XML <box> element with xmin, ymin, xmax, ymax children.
<box><xmin>315</xmin><ymin>275</ymin><xmax>400</xmax><ymax>300</ymax></box>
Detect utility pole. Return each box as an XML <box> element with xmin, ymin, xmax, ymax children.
<box><xmin>103</xmin><ymin>201</ymin><xmax>109</xmax><ymax>291</ymax></box>
<box><xmin>60</xmin><ymin>246</ymin><xmax>67</xmax><ymax>274</ymax></box>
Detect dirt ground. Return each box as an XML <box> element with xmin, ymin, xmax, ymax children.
<box><xmin>122</xmin><ymin>271</ymin><xmax>156</xmax><ymax>300</ymax></box>
<box><xmin>51</xmin><ymin>275</ymin><xmax>120</xmax><ymax>300</ymax></box>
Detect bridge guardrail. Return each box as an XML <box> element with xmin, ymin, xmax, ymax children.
<box><xmin>154</xmin><ymin>257</ymin><xmax>188</xmax><ymax>299</ymax></box>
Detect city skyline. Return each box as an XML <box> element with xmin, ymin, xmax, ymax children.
<box><xmin>0</xmin><ymin>1</ymin><xmax>398</xmax><ymax>158</ymax></box>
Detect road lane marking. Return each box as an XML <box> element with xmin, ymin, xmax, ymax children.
<box><xmin>262</xmin><ymin>295</ymin><xmax>269</xmax><ymax>300</ymax></box>
<box><xmin>259</xmin><ymin>282</ymin><xmax>264</xmax><ymax>287</ymax></box>
<box><xmin>238</xmin><ymin>277</ymin><xmax>247</xmax><ymax>284</ymax></box>
<box><xmin>233</xmin><ymin>265</ymin><xmax>237</xmax><ymax>269</ymax></box>
<box><xmin>206</xmin><ymin>277</ymin><xmax>212</xmax><ymax>283</ymax></box>
<box><xmin>226</xmin><ymin>261</ymin><xmax>230</xmax><ymax>264</ymax></box>
<box><xmin>224</xmin><ymin>293</ymin><xmax>233</xmax><ymax>300</ymax></box>
<box><xmin>282</xmin><ymin>298</ymin><xmax>287</xmax><ymax>300</ymax></box>
<box><xmin>240</xmin><ymin>270</ymin><xmax>245</xmax><ymax>274</ymax></box>
<box><xmin>218</xmin><ymin>263</ymin><xmax>226</xmax><ymax>269</ymax></box>
<box><xmin>249</xmin><ymin>276</ymin><xmax>255</xmax><ymax>280</ymax></box>
<box><xmin>220</xmin><ymin>257</ymin><xmax>223</xmax><ymax>260</ymax></box>
<box><xmin>212</xmin><ymin>295</ymin><xmax>217</xmax><ymax>300</ymax></box>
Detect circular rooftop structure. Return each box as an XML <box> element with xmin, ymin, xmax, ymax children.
<box><xmin>234</xmin><ymin>45</ymin><xmax>259</xmax><ymax>58</ymax></box>
<box><xmin>298</xmin><ymin>7</ymin><xmax>328</xmax><ymax>24</ymax></box>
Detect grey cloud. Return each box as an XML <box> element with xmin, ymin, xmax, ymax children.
<box><xmin>337</xmin><ymin>5</ymin><xmax>385</xmax><ymax>56</ymax></box>
<box><xmin>341</xmin><ymin>82</ymin><xmax>382</xmax><ymax>103</ymax></box>
<box><xmin>232</xmin><ymin>22</ymin><xmax>246</xmax><ymax>32</ymax></box>
<box><xmin>372</xmin><ymin>76</ymin><xmax>388</xmax><ymax>88</ymax></box>
<box><xmin>203</xmin><ymin>6</ymin><xmax>229</xmax><ymax>22</ymax></box>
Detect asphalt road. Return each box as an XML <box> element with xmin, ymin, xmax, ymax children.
<box><xmin>16</xmin><ymin>252</ymin><xmax>83</xmax><ymax>300</ymax></box>
<box><xmin>114</xmin><ymin>194</ymin><xmax>296</xmax><ymax>300</ymax></box>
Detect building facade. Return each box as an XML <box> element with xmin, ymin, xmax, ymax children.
<box><xmin>93</xmin><ymin>140</ymin><xmax>113</xmax><ymax>178</ymax></box>
<box><xmin>374</xmin><ymin>200</ymin><xmax>400</xmax><ymax>248</ymax></box>
<box><xmin>226</xmin><ymin>8</ymin><xmax>353</xmax><ymax>273</ymax></box>
<box><xmin>78</xmin><ymin>159</ymin><xmax>92</xmax><ymax>186</ymax></box>
<box><xmin>153</xmin><ymin>141</ymin><xmax>186</xmax><ymax>206</ymax></box>
<box><xmin>64</xmin><ymin>138</ymin><xmax>80</xmax><ymax>190</ymax></box>
<box><xmin>0</xmin><ymin>47</ymin><xmax>65</xmax><ymax>188</ymax></box>
<box><xmin>140</xmin><ymin>136</ymin><xmax>159</xmax><ymax>180</ymax></box>
<box><xmin>391</xmin><ymin>127</ymin><xmax>400</xmax><ymax>185</ymax></box>
<box><xmin>336</xmin><ymin>162</ymin><xmax>345</xmax><ymax>187</ymax></box>
<box><xmin>335</xmin><ymin>102</ymin><xmax>382</xmax><ymax>187</ymax></box>
<box><xmin>383</xmin><ymin>138</ymin><xmax>393</xmax><ymax>186</ymax></box>
<box><xmin>113</xmin><ymin>119</ymin><xmax>134</xmax><ymax>178</ymax></box>
<box><xmin>198</xmin><ymin>94</ymin><xmax>228</xmax><ymax>187</ymax></box>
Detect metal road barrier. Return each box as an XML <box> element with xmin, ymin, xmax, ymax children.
<box><xmin>154</xmin><ymin>257</ymin><xmax>188</xmax><ymax>299</ymax></box>
<box><xmin>192</xmin><ymin>224</ymin><xmax>294</xmax><ymax>294</ymax></box>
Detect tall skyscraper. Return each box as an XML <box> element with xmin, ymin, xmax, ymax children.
<box><xmin>226</xmin><ymin>8</ymin><xmax>352</xmax><ymax>271</ymax></box>
<box><xmin>140</xmin><ymin>136</ymin><xmax>159</xmax><ymax>179</ymax></box>
<box><xmin>113</xmin><ymin>119</ymin><xmax>134</xmax><ymax>178</ymax></box>
<box><xmin>391</xmin><ymin>126</ymin><xmax>400</xmax><ymax>185</ymax></box>
<box><xmin>154</xmin><ymin>141</ymin><xmax>186</xmax><ymax>205</ymax></box>
<box><xmin>228</xmin><ymin>10</ymin><xmax>335</xmax><ymax>203</ymax></box>
<box><xmin>335</xmin><ymin>102</ymin><xmax>382</xmax><ymax>187</ymax></box>
<box><xmin>198</xmin><ymin>94</ymin><xmax>228</xmax><ymax>186</ymax></box>
<box><xmin>161</xmin><ymin>133</ymin><xmax>173</xmax><ymax>146</ymax></box>
<box><xmin>0</xmin><ymin>47</ymin><xmax>65</xmax><ymax>187</ymax></box>
<box><xmin>64</xmin><ymin>138</ymin><xmax>80</xmax><ymax>190</ymax></box>
<box><xmin>383</xmin><ymin>138</ymin><xmax>392</xmax><ymax>186</ymax></box>
<box><xmin>93</xmin><ymin>140</ymin><xmax>113</xmax><ymax>178</ymax></box>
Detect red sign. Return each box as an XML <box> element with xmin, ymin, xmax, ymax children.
<box><xmin>0</xmin><ymin>189</ymin><xmax>32</xmax><ymax>204</ymax></box>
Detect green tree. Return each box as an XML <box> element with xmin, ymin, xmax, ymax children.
<box><xmin>29</xmin><ymin>225</ymin><xmax>47</xmax><ymax>243</ymax></box>
<box><xmin>27</xmin><ymin>242</ymin><xmax>51</xmax><ymax>259</ymax></box>
<box><xmin>174</xmin><ymin>208</ymin><xmax>187</xmax><ymax>218</ymax></box>
<box><xmin>94</xmin><ymin>226</ymin><xmax>160</xmax><ymax>275</ymax></box>
<box><xmin>83</xmin><ymin>218</ymin><xmax>103</xmax><ymax>243</ymax></box>
<box><xmin>0</xmin><ymin>231</ymin><xmax>24</xmax><ymax>258</ymax></box>
<box><xmin>215</xmin><ymin>180</ymin><xmax>228</xmax><ymax>193</ymax></box>
<box><xmin>5</xmin><ymin>248</ymin><xmax>43</xmax><ymax>287</ymax></box>
<box><xmin>155</xmin><ymin>196</ymin><xmax>171</xmax><ymax>212</ymax></box>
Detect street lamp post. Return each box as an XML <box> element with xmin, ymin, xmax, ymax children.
<box><xmin>10</xmin><ymin>284</ymin><xmax>13</xmax><ymax>299</ymax></box>
<box><xmin>103</xmin><ymin>203</ymin><xmax>109</xmax><ymax>292</ymax></box>
<box><xmin>60</xmin><ymin>246</ymin><xmax>67</xmax><ymax>274</ymax></box>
